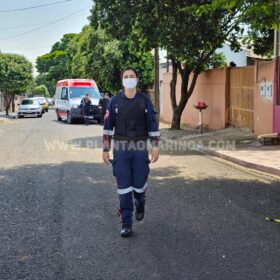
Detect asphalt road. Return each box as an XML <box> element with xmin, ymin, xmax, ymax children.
<box><xmin>0</xmin><ymin>110</ymin><xmax>280</xmax><ymax>280</ymax></box>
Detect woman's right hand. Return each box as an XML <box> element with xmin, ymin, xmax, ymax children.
<box><xmin>102</xmin><ymin>151</ymin><xmax>110</xmax><ymax>165</ymax></box>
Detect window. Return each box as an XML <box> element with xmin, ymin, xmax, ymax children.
<box><xmin>61</xmin><ymin>87</ymin><xmax>69</xmax><ymax>100</ymax></box>
<box><xmin>21</xmin><ymin>99</ymin><xmax>34</xmax><ymax>105</ymax></box>
<box><xmin>69</xmin><ymin>87</ymin><xmax>100</xmax><ymax>99</ymax></box>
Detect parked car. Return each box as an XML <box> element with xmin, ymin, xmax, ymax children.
<box><xmin>29</xmin><ymin>97</ymin><xmax>45</xmax><ymax>114</ymax></box>
<box><xmin>55</xmin><ymin>79</ymin><xmax>102</xmax><ymax>124</ymax></box>
<box><xmin>18</xmin><ymin>98</ymin><xmax>43</xmax><ymax>118</ymax></box>
<box><xmin>33</xmin><ymin>97</ymin><xmax>49</xmax><ymax>112</ymax></box>
<box><xmin>47</xmin><ymin>98</ymin><xmax>54</xmax><ymax>106</ymax></box>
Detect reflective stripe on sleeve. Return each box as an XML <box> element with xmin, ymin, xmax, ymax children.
<box><xmin>149</xmin><ymin>131</ymin><xmax>160</xmax><ymax>137</ymax></box>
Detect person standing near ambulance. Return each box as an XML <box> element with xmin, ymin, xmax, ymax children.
<box><xmin>80</xmin><ymin>93</ymin><xmax>92</xmax><ymax>125</ymax></box>
<box><xmin>102</xmin><ymin>67</ymin><xmax>160</xmax><ymax>237</ymax></box>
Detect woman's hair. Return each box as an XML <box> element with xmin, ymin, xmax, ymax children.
<box><xmin>120</xmin><ymin>66</ymin><xmax>139</xmax><ymax>79</ymax></box>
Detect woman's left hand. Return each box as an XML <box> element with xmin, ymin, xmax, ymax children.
<box><xmin>151</xmin><ymin>146</ymin><xmax>159</xmax><ymax>163</ymax></box>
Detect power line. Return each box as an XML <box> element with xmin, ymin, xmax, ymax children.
<box><xmin>0</xmin><ymin>0</ymin><xmax>92</xmax><ymax>30</ymax></box>
<box><xmin>0</xmin><ymin>21</ymin><xmax>54</xmax><ymax>31</ymax></box>
<box><xmin>0</xmin><ymin>0</ymin><xmax>72</xmax><ymax>13</ymax></box>
<box><xmin>0</xmin><ymin>6</ymin><xmax>91</xmax><ymax>41</ymax></box>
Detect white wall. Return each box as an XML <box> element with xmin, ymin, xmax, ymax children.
<box><xmin>217</xmin><ymin>44</ymin><xmax>247</xmax><ymax>67</ymax></box>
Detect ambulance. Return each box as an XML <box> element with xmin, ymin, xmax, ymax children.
<box><xmin>55</xmin><ymin>79</ymin><xmax>102</xmax><ymax>124</ymax></box>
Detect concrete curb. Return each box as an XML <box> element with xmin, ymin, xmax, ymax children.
<box><xmin>0</xmin><ymin>115</ymin><xmax>17</xmax><ymax>119</ymax></box>
<box><xmin>202</xmin><ymin>148</ymin><xmax>280</xmax><ymax>177</ymax></box>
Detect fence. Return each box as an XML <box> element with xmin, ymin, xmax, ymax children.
<box><xmin>229</xmin><ymin>66</ymin><xmax>255</xmax><ymax>131</ymax></box>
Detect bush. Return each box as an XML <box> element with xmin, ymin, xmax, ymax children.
<box><xmin>31</xmin><ymin>85</ymin><xmax>49</xmax><ymax>97</ymax></box>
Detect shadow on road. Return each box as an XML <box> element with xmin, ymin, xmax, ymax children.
<box><xmin>0</xmin><ymin>161</ymin><xmax>280</xmax><ymax>280</ymax></box>
<box><xmin>51</xmin><ymin>119</ymin><xmax>102</xmax><ymax>126</ymax></box>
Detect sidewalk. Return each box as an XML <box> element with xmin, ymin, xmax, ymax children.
<box><xmin>0</xmin><ymin>112</ymin><xmax>17</xmax><ymax>119</ymax></box>
<box><xmin>160</xmin><ymin>124</ymin><xmax>280</xmax><ymax>177</ymax></box>
<box><xmin>0</xmin><ymin>112</ymin><xmax>17</xmax><ymax>124</ymax></box>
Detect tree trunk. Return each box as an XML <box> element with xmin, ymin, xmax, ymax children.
<box><xmin>170</xmin><ymin>63</ymin><xmax>199</xmax><ymax>130</ymax></box>
<box><xmin>12</xmin><ymin>95</ymin><xmax>15</xmax><ymax>112</ymax></box>
<box><xmin>170</xmin><ymin>59</ymin><xmax>179</xmax><ymax>130</ymax></box>
<box><xmin>154</xmin><ymin>47</ymin><xmax>160</xmax><ymax>122</ymax></box>
<box><xmin>4</xmin><ymin>94</ymin><xmax>12</xmax><ymax>116</ymax></box>
<box><xmin>171</xmin><ymin>108</ymin><xmax>182</xmax><ymax>130</ymax></box>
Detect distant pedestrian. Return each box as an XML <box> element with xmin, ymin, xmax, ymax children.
<box><xmin>102</xmin><ymin>67</ymin><xmax>160</xmax><ymax>237</ymax></box>
<box><xmin>99</xmin><ymin>92</ymin><xmax>110</xmax><ymax>124</ymax></box>
<box><xmin>80</xmin><ymin>93</ymin><xmax>92</xmax><ymax>125</ymax></box>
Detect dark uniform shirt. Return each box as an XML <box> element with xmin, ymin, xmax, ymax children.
<box><xmin>80</xmin><ymin>98</ymin><xmax>92</xmax><ymax>115</ymax></box>
<box><xmin>103</xmin><ymin>92</ymin><xmax>160</xmax><ymax>151</ymax></box>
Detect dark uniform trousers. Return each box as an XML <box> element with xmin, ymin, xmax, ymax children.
<box><xmin>112</xmin><ymin>140</ymin><xmax>150</xmax><ymax>225</ymax></box>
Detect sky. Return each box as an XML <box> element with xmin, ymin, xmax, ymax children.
<box><xmin>0</xmin><ymin>0</ymin><xmax>93</xmax><ymax>75</ymax></box>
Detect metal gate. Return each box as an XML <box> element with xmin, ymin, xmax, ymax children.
<box><xmin>229</xmin><ymin>66</ymin><xmax>255</xmax><ymax>130</ymax></box>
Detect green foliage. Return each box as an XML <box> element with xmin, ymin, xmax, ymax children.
<box><xmin>0</xmin><ymin>53</ymin><xmax>33</xmax><ymax>95</ymax></box>
<box><xmin>0</xmin><ymin>52</ymin><xmax>33</xmax><ymax>115</ymax></box>
<box><xmin>51</xmin><ymin>33</ymin><xmax>77</xmax><ymax>52</ymax></box>
<box><xmin>90</xmin><ymin>0</ymin><xmax>280</xmax><ymax>129</ymax></box>
<box><xmin>36</xmin><ymin>26</ymin><xmax>153</xmax><ymax>94</ymax></box>
<box><xmin>35</xmin><ymin>33</ymin><xmax>76</xmax><ymax>95</ymax></box>
<box><xmin>210</xmin><ymin>0</ymin><xmax>280</xmax><ymax>56</ymax></box>
<box><xmin>207</xmin><ymin>53</ymin><xmax>227</xmax><ymax>70</ymax></box>
<box><xmin>243</xmin><ymin>28</ymin><xmax>274</xmax><ymax>57</ymax></box>
<box><xmin>35</xmin><ymin>73</ymin><xmax>55</xmax><ymax>96</ymax></box>
<box><xmin>67</xmin><ymin>25</ymin><xmax>154</xmax><ymax>93</ymax></box>
<box><xmin>31</xmin><ymin>85</ymin><xmax>50</xmax><ymax>97</ymax></box>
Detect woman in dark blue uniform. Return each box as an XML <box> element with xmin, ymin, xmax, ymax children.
<box><xmin>102</xmin><ymin>67</ymin><xmax>160</xmax><ymax>237</ymax></box>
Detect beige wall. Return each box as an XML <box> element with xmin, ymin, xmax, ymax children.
<box><xmin>161</xmin><ymin>67</ymin><xmax>228</xmax><ymax>130</ymax></box>
<box><xmin>254</xmin><ymin>60</ymin><xmax>274</xmax><ymax>135</ymax></box>
<box><xmin>161</xmin><ymin>60</ymin><xmax>276</xmax><ymax>135</ymax></box>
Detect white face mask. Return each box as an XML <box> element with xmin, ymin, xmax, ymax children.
<box><xmin>122</xmin><ymin>78</ymin><xmax>138</xmax><ymax>89</ymax></box>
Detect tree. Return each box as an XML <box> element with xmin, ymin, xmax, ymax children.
<box><xmin>90</xmin><ymin>1</ymin><xmax>162</xmax><ymax>115</ymax></box>
<box><xmin>0</xmin><ymin>53</ymin><xmax>33</xmax><ymax>115</ymax></box>
<box><xmin>239</xmin><ymin>0</ymin><xmax>280</xmax><ymax>56</ymax></box>
<box><xmin>91</xmin><ymin>0</ymin><xmax>280</xmax><ymax>129</ymax></box>
<box><xmin>35</xmin><ymin>33</ymin><xmax>78</xmax><ymax>95</ymax></box>
<box><xmin>35</xmin><ymin>73</ymin><xmax>55</xmax><ymax>96</ymax></box>
<box><xmin>31</xmin><ymin>85</ymin><xmax>50</xmax><ymax>97</ymax></box>
<box><xmin>68</xmin><ymin>25</ymin><xmax>154</xmax><ymax>93</ymax></box>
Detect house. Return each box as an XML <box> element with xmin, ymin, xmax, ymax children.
<box><xmin>216</xmin><ymin>44</ymin><xmax>270</xmax><ymax>67</ymax></box>
<box><xmin>160</xmin><ymin>57</ymin><xmax>280</xmax><ymax>136</ymax></box>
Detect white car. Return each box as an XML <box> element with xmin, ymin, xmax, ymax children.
<box><xmin>32</xmin><ymin>97</ymin><xmax>48</xmax><ymax>113</ymax></box>
<box><xmin>18</xmin><ymin>98</ymin><xmax>43</xmax><ymax>118</ymax></box>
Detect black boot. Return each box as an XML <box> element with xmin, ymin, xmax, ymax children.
<box><xmin>135</xmin><ymin>200</ymin><xmax>145</xmax><ymax>221</ymax></box>
<box><xmin>120</xmin><ymin>224</ymin><xmax>132</xmax><ymax>238</ymax></box>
